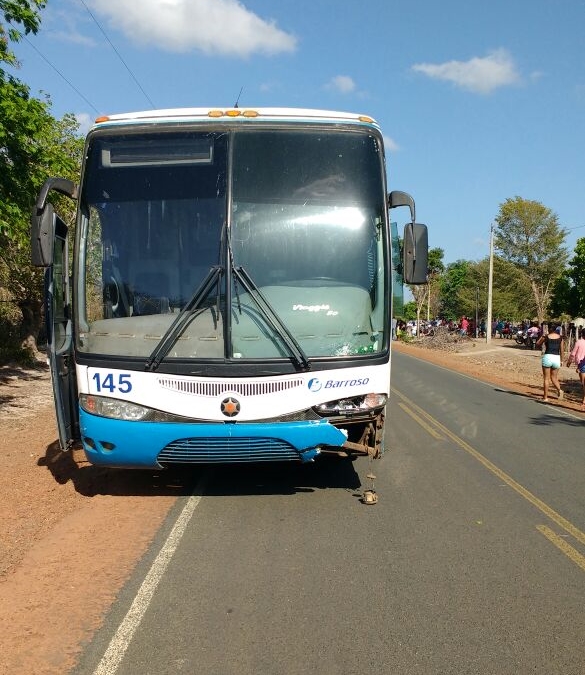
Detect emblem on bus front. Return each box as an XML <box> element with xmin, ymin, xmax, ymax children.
<box><xmin>221</xmin><ymin>397</ymin><xmax>240</xmax><ymax>417</ymax></box>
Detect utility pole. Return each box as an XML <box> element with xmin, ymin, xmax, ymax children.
<box><xmin>475</xmin><ymin>286</ymin><xmax>479</xmax><ymax>338</ymax></box>
<box><xmin>427</xmin><ymin>284</ymin><xmax>430</xmax><ymax>322</ymax></box>
<box><xmin>486</xmin><ymin>223</ymin><xmax>494</xmax><ymax>344</ymax></box>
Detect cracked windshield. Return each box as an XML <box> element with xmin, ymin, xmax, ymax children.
<box><xmin>78</xmin><ymin>128</ymin><xmax>388</xmax><ymax>362</ymax></box>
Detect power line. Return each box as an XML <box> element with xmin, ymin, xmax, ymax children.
<box><xmin>9</xmin><ymin>23</ymin><xmax>100</xmax><ymax>114</ymax></box>
<box><xmin>78</xmin><ymin>0</ymin><xmax>156</xmax><ymax>109</ymax></box>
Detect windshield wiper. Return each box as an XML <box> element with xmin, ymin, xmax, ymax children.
<box><xmin>145</xmin><ymin>266</ymin><xmax>222</xmax><ymax>372</ymax></box>
<box><xmin>233</xmin><ymin>266</ymin><xmax>311</xmax><ymax>371</ymax></box>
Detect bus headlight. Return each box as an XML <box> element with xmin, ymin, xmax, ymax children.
<box><xmin>80</xmin><ymin>394</ymin><xmax>153</xmax><ymax>421</ymax></box>
<box><xmin>313</xmin><ymin>393</ymin><xmax>387</xmax><ymax>417</ymax></box>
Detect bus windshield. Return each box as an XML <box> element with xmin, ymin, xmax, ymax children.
<box><xmin>77</xmin><ymin>128</ymin><xmax>389</xmax><ymax>364</ymax></box>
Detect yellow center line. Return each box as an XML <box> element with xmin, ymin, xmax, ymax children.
<box><xmin>392</xmin><ymin>387</ymin><xmax>585</xmax><ymax>548</ymax></box>
<box><xmin>398</xmin><ymin>402</ymin><xmax>443</xmax><ymax>439</ymax></box>
<box><xmin>537</xmin><ymin>525</ymin><xmax>585</xmax><ymax>573</ymax></box>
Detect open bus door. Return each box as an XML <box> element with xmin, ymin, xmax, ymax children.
<box><xmin>31</xmin><ymin>178</ymin><xmax>80</xmax><ymax>450</ymax></box>
<box><xmin>46</xmin><ymin>215</ymin><xmax>79</xmax><ymax>450</ymax></box>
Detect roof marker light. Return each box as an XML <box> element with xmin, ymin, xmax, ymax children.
<box><xmin>208</xmin><ymin>110</ymin><xmax>223</xmax><ymax>117</ymax></box>
<box><xmin>226</xmin><ymin>109</ymin><xmax>241</xmax><ymax>117</ymax></box>
<box><xmin>242</xmin><ymin>110</ymin><xmax>259</xmax><ymax>117</ymax></box>
<box><xmin>94</xmin><ymin>116</ymin><xmax>110</xmax><ymax>123</ymax></box>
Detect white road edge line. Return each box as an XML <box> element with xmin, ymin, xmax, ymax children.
<box><xmin>93</xmin><ymin>473</ymin><xmax>209</xmax><ymax>675</ymax></box>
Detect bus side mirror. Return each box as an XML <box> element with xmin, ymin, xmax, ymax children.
<box><xmin>31</xmin><ymin>202</ymin><xmax>56</xmax><ymax>267</ymax></box>
<box><xmin>403</xmin><ymin>222</ymin><xmax>428</xmax><ymax>284</ymax></box>
<box><xmin>30</xmin><ymin>177</ymin><xmax>77</xmax><ymax>267</ymax></box>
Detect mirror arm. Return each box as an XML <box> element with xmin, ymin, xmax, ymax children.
<box><xmin>388</xmin><ymin>190</ymin><xmax>416</xmax><ymax>224</ymax></box>
<box><xmin>36</xmin><ymin>178</ymin><xmax>77</xmax><ymax>211</ymax></box>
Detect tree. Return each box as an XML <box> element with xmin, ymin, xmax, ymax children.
<box><xmin>548</xmin><ymin>272</ymin><xmax>574</xmax><ymax>320</ymax></box>
<box><xmin>459</xmin><ymin>256</ymin><xmax>535</xmax><ymax>323</ymax></box>
<box><xmin>0</xmin><ymin>0</ymin><xmax>44</xmax><ymax>67</ymax></box>
<box><xmin>439</xmin><ymin>260</ymin><xmax>469</xmax><ymax>320</ymax></box>
<box><xmin>563</xmin><ymin>238</ymin><xmax>585</xmax><ymax>317</ymax></box>
<box><xmin>494</xmin><ymin>197</ymin><xmax>568</xmax><ymax>323</ymax></box>
<box><xmin>0</xmin><ymin>0</ymin><xmax>83</xmax><ymax>355</ymax></box>
<box><xmin>401</xmin><ymin>300</ymin><xmax>417</xmax><ymax>321</ymax></box>
<box><xmin>0</xmin><ymin>102</ymin><xmax>82</xmax><ymax>350</ymax></box>
<box><xmin>548</xmin><ymin>237</ymin><xmax>585</xmax><ymax>319</ymax></box>
<box><xmin>426</xmin><ymin>247</ymin><xmax>445</xmax><ymax>319</ymax></box>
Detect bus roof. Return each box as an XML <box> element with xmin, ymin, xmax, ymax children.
<box><xmin>91</xmin><ymin>107</ymin><xmax>380</xmax><ymax>131</ymax></box>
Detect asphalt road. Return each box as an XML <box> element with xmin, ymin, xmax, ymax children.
<box><xmin>74</xmin><ymin>351</ymin><xmax>585</xmax><ymax>675</ymax></box>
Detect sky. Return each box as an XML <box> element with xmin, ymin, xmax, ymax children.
<box><xmin>7</xmin><ymin>0</ymin><xmax>585</xmax><ymax>265</ymax></box>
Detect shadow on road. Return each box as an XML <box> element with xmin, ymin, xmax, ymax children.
<box><xmin>203</xmin><ymin>455</ymin><xmax>362</xmax><ymax>497</ymax></box>
<box><xmin>37</xmin><ymin>440</ymin><xmax>203</xmax><ymax>498</ymax></box>
<box><xmin>528</xmin><ymin>411</ymin><xmax>585</xmax><ymax>427</ymax></box>
<box><xmin>495</xmin><ymin>384</ymin><xmax>585</xmax><ymax>426</ymax></box>
<box><xmin>38</xmin><ymin>441</ymin><xmax>362</xmax><ymax>498</ymax></box>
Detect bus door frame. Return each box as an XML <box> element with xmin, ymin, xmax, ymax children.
<box><xmin>31</xmin><ymin>176</ymin><xmax>80</xmax><ymax>451</ymax></box>
<box><xmin>46</xmin><ymin>214</ymin><xmax>80</xmax><ymax>450</ymax></box>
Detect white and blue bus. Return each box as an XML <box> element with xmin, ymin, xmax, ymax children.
<box><xmin>31</xmin><ymin>108</ymin><xmax>427</xmax><ymax>468</ymax></box>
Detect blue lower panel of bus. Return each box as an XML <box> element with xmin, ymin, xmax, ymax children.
<box><xmin>79</xmin><ymin>408</ymin><xmax>347</xmax><ymax>468</ymax></box>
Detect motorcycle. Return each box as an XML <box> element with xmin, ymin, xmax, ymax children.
<box><xmin>525</xmin><ymin>330</ymin><xmax>541</xmax><ymax>349</ymax></box>
<box><xmin>515</xmin><ymin>327</ymin><xmax>540</xmax><ymax>349</ymax></box>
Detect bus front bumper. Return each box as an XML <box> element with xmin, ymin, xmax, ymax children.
<box><xmin>79</xmin><ymin>409</ymin><xmax>347</xmax><ymax>468</ymax></box>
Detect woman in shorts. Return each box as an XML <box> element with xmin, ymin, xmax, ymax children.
<box><xmin>536</xmin><ymin>326</ymin><xmax>564</xmax><ymax>403</ymax></box>
<box><xmin>567</xmin><ymin>328</ymin><xmax>585</xmax><ymax>409</ymax></box>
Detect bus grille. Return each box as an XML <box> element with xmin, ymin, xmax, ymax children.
<box><xmin>157</xmin><ymin>377</ymin><xmax>304</xmax><ymax>398</ymax></box>
<box><xmin>158</xmin><ymin>437</ymin><xmax>300</xmax><ymax>464</ymax></box>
